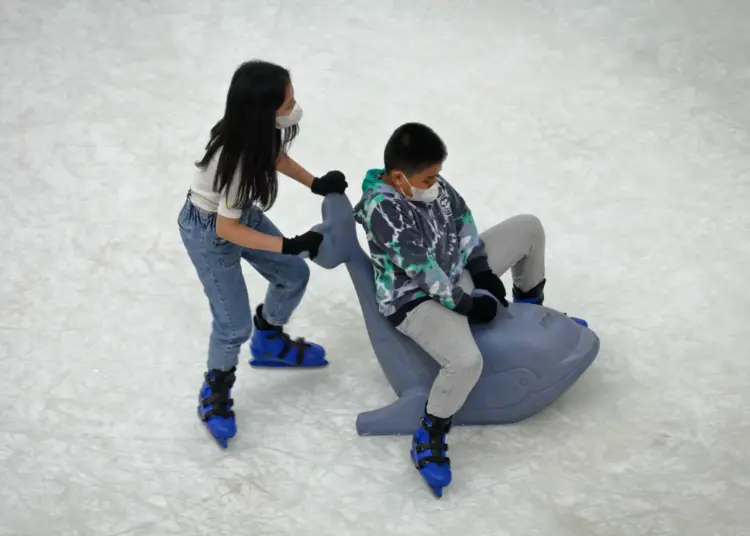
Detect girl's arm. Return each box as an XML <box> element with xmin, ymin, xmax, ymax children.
<box><xmin>217</xmin><ymin>216</ymin><xmax>322</xmax><ymax>257</ymax></box>
<box><xmin>276</xmin><ymin>152</ymin><xmax>315</xmax><ymax>189</ymax></box>
<box><xmin>277</xmin><ymin>152</ymin><xmax>348</xmax><ymax>196</ymax></box>
<box><xmin>216</xmin><ymin>216</ymin><xmax>284</xmax><ymax>253</ymax></box>
<box><xmin>212</xmin><ymin>166</ymin><xmax>321</xmax><ymax>255</ymax></box>
<box><xmin>215</xmin><ymin>173</ymin><xmax>285</xmax><ymax>252</ymax></box>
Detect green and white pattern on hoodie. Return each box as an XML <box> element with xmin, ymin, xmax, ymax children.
<box><xmin>353</xmin><ymin>168</ymin><xmax>490</xmax><ymax>324</ymax></box>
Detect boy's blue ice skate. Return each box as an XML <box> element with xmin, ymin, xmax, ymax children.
<box><xmin>249</xmin><ymin>305</ymin><xmax>328</xmax><ymax>368</ymax></box>
<box><xmin>411</xmin><ymin>411</ymin><xmax>452</xmax><ymax>498</ymax></box>
<box><xmin>513</xmin><ymin>279</ymin><xmax>588</xmax><ymax>327</ymax></box>
<box><xmin>198</xmin><ymin>367</ymin><xmax>237</xmax><ymax>449</ymax></box>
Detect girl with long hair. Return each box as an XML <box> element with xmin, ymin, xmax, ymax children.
<box><xmin>177</xmin><ymin>60</ymin><xmax>347</xmax><ymax>447</ymax></box>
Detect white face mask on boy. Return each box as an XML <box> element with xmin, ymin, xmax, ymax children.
<box><xmin>276</xmin><ymin>103</ymin><xmax>303</xmax><ymax>129</ymax></box>
<box><xmin>399</xmin><ymin>173</ymin><xmax>440</xmax><ymax>203</ymax></box>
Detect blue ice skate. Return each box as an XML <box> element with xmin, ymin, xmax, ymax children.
<box><xmin>249</xmin><ymin>305</ymin><xmax>328</xmax><ymax>368</ymax></box>
<box><xmin>198</xmin><ymin>367</ymin><xmax>237</xmax><ymax>449</ymax></box>
<box><xmin>513</xmin><ymin>279</ymin><xmax>588</xmax><ymax>327</ymax></box>
<box><xmin>411</xmin><ymin>412</ymin><xmax>452</xmax><ymax>498</ymax></box>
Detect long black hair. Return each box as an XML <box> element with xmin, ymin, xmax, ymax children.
<box><xmin>196</xmin><ymin>60</ymin><xmax>299</xmax><ymax>211</ymax></box>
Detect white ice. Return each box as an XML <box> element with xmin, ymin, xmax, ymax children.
<box><xmin>1</xmin><ymin>0</ymin><xmax>749</xmax><ymax>535</ymax></box>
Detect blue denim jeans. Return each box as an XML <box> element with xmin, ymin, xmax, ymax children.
<box><xmin>177</xmin><ymin>194</ymin><xmax>310</xmax><ymax>371</ymax></box>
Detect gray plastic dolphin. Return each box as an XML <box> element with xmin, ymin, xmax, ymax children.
<box><xmin>310</xmin><ymin>194</ymin><xmax>599</xmax><ymax>436</ymax></box>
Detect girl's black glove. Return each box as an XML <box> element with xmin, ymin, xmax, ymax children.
<box><xmin>311</xmin><ymin>170</ymin><xmax>348</xmax><ymax>196</ymax></box>
<box><xmin>467</xmin><ymin>295</ymin><xmax>498</xmax><ymax>325</ymax></box>
<box><xmin>281</xmin><ymin>231</ymin><xmax>323</xmax><ymax>259</ymax></box>
<box><xmin>472</xmin><ymin>270</ymin><xmax>509</xmax><ymax>307</ymax></box>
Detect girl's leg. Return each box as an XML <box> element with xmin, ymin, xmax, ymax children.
<box><xmin>239</xmin><ymin>208</ymin><xmax>310</xmax><ymax>325</ymax></box>
<box><xmin>179</xmin><ymin>201</ymin><xmax>253</xmax><ymax>370</ymax></box>
<box><xmin>239</xmin><ymin>208</ymin><xmax>327</xmax><ymax>367</ymax></box>
<box><xmin>178</xmin><ymin>197</ymin><xmax>252</xmax><ymax>446</ymax></box>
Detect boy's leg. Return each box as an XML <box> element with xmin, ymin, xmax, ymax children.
<box><xmin>472</xmin><ymin>214</ymin><xmax>546</xmax><ymax>293</ymax></box>
<box><xmin>470</xmin><ymin>214</ymin><xmax>587</xmax><ymax>325</ymax></box>
<box><xmin>240</xmin><ymin>208</ymin><xmax>327</xmax><ymax>367</ymax></box>
<box><xmin>396</xmin><ymin>301</ymin><xmax>483</xmax><ymax>419</ymax></box>
<box><xmin>396</xmin><ymin>300</ymin><xmax>481</xmax><ymax>493</ymax></box>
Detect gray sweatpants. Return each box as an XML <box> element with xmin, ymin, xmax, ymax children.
<box><xmin>395</xmin><ymin>214</ymin><xmax>546</xmax><ymax>419</ymax></box>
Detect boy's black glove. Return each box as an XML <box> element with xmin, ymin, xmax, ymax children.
<box><xmin>467</xmin><ymin>295</ymin><xmax>498</xmax><ymax>325</ymax></box>
<box><xmin>311</xmin><ymin>170</ymin><xmax>348</xmax><ymax>196</ymax></box>
<box><xmin>281</xmin><ymin>231</ymin><xmax>323</xmax><ymax>259</ymax></box>
<box><xmin>472</xmin><ymin>271</ymin><xmax>509</xmax><ymax>307</ymax></box>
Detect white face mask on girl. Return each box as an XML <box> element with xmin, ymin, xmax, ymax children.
<box><xmin>400</xmin><ymin>173</ymin><xmax>440</xmax><ymax>204</ymax></box>
<box><xmin>276</xmin><ymin>102</ymin><xmax>303</xmax><ymax>129</ymax></box>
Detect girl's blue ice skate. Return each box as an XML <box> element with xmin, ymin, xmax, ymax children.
<box><xmin>411</xmin><ymin>411</ymin><xmax>452</xmax><ymax>498</ymax></box>
<box><xmin>198</xmin><ymin>367</ymin><xmax>237</xmax><ymax>448</ymax></box>
<box><xmin>249</xmin><ymin>305</ymin><xmax>328</xmax><ymax>368</ymax></box>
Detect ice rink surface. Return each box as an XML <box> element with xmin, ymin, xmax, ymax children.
<box><xmin>1</xmin><ymin>0</ymin><xmax>749</xmax><ymax>534</ymax></box>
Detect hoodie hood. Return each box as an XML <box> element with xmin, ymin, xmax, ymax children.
<box><xmin>361</xmin><ymin>168</ymin><xmax>385</xmax><ymax>194</ymax></box>
<box><xmin>353</xmin><ymin>168</ymin><xmax>397</xmax><ymax>224</ymax></box>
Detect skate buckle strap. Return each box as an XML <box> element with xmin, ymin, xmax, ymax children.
<box><xmin>205</xmin><ymin>370</ymin><xmax>236</xmax><ymax>388</ymax></box>
<box><xmin>201</xmin><ymin>391</ymin><xmax>235</xmax><ymax>420</ymax></box>
<box><xmin>202</xmin><ymin>371</ymin><xmax>236</xmax><ymax>420</ymax></box>
<box><xmin>268</xmin><ymin>329</ymin><xmax>312</xmax><ymax>365</ymax></box>
<box><xmin>414</xmin><ymin>439</ymin><xmax>450</xmax><ymax>468</ymax></box>
<box><xmin>414</xmin><ymin>415</ymin><xmax>452</xmax><ymax>469</ymax></box>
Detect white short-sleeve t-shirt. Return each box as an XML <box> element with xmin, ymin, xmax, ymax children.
<box><xmin>189</xmin><ymin>149</ymin><xmax>244</xmax><ymax>219</ymax></box>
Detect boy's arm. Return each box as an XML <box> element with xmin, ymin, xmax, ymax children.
<box><xmin>442</xmin><ymin>179</ymin><xmax>490</xmax><ymax>276</ymax></box>
<box><xmin>369</xmin><ymin>200</ymin><xmax>473</xmax><ymax>315</ymax></box>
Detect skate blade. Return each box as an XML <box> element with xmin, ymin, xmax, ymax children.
<box><xmin>411</xmin><ymin>450</ymin><xmax>446</xmax><ymax>499</ymax></box>
<box><xmin>197</xmin><ymin>408</ymin><xmax>232</xmax><ymax>449</ymax></box>
<box><xmin>249</xmin><ymin>357</ymin><xmax>329</xmax><ymax>369</ymax></box>
<box><xmin>205</xmin><ymin>427</ymin><xmax>231</xmax><ymax>449</ymax></box>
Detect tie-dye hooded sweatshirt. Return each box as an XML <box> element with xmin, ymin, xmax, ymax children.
<box><xmin>353</xmin><ymin>168</ymin><xmax>490</xmax><ymax>326</ymax></box>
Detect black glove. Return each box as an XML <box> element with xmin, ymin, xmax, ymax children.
<box><xmin>467</xmin><ymin>295</ymin><xmax>498</xmax><ymax>325</ymax></box>
<box><xmin>472</xmin><ymin>271</ymin><xmax>509</xmax><ymax>307</ymax></box>
<box><xmin>311</xmin><ymin>170</ymin><xmax>348</xmax><ymax>196</ymax></box>
<box><xmin>281</xmin><ymin>231</ymin><xmax>323</xmax><ymax>259</ymax></box>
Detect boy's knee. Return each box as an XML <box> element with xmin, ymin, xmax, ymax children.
<box><xmin>514</xmin><ymin>214</ymin><xmax>545</xmax><ymax>247</ymax></box>
<box><xmin>466</xmin><ymin>350</ymin><xmax>484</xmax><ymax>379</ymax></box>
<box><xmin>450</xmin><ymin>349</ymin><xmax>484</xmax><ymax>381</ymax></box>
<box><xmin>519</xmin><ymin>214</ymin><xmax>544</xmax><ymax>237</ymax></box>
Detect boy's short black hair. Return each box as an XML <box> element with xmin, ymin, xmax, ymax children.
<box><xmin>384</xmin><ymin>122</ymin><xmax>447</xmax><ymax>175</ymax></box>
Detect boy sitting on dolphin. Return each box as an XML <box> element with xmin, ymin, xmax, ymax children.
<box><xmin>353</xmin><ymin>122</ymin><xmax>586</xmax><ymax>495</ymax></box>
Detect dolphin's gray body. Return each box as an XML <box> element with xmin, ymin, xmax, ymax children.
<box><xmin>310</xmin><ymin>194</ymin><xmax>599</xmax><ymax>436</ymax></box>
